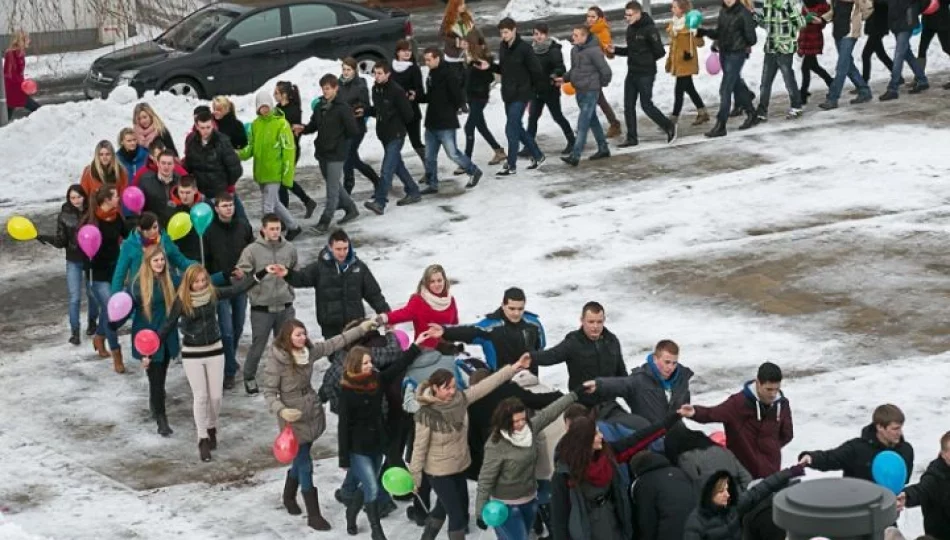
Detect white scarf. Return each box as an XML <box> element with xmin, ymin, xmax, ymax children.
<box><xmin>191</xmin><ymin>287</ymin><xmax>212</xmax><ymax>309</ymax></box>
<box><xmin>420</xmin><ymin>288</ymin><xmax>453</xmax><ymax>311</ymax></box>
<box><xmin>672</xmin><ymin>14</ymin><xmax>687</xmax><ymax>33</ymax></box>
<box><xmin>501</xmin><ymin>426</ymin><xmax>533</xmax><ymax>448</ymax></box>
<box><xmin>292</xmin><ymin>348</ymin><xmax>309</xmax><ymax>366</ymax></box>
<box><xmin>393</xmin><ymin>60</ymin><xmax>413</xmax><ymax>73</ymax></box>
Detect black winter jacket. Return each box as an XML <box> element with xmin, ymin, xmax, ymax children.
<box><xmin>369</xmin><ymin>79</ymin><xmax>414</xmax><ymax>144</ymax></box>
<box><xmin>443</xmin><ymin>308</ymin><xmax>545</xmax><ymax>373</ymax></box>
<box><xmin>87</xmin><ymin>215</ymin><xmax>129</xmax><ymax>282</ymax></box>
<box><xmin>533</xmin><ymin>39</ymin><xmax>567</xmax><ymax>98</ymax></box>
<box><xmin>865</xmin><ymin>0</ymin><xmax>891</xmax><ymax>35</ymax></box>
<box><xmin>158</xmin><ymin>271</ymin><xmax>262</xmax><ymax>347</ymax></box>
<box><xmin>629</xmin><ymin>453</ymin><xmax>697</xmax><ymax>540</ymax></box>
<box><xmin>276</xmin><ymin>102</ymin><xmax>303</xmax><ymax>162</ymax></box>
<box><xmin>337</xmin><ymin>76</ymin><xmax>371</xmax><ymax>134</ymax></box>
<box><xmin>466</xmin><ymin>58</ymin><xmax>495</xmax><ymax>100</ymax></box>
<box><xmin>596</xmin><ymin>356</ymin><xmax>693</xmax><ymax>424</ymax></box>
<box><xmin>171</xmin><ymin>201</ymin><xmax>204</xmax><ymax>262</ymax></box>
<box><xmin>888</xmin><ymin>0</ymin><xmax>920</xmax><ymax>32</ymax></box>
<box><xmin>50</xmin><ymin>202</ymin><xmax>86</xmax><ymax>263</ymax></box>
<box><xmin>923</xmin><ymin>0</ymin><xmax>950</xmax><ymax>30</ymax></box>
<box><xmin>138</xmin><ymin>171</ymin><xmax>180</xmax><ymax>227</ymax></box>
<box><xmin>301</xmin><ymin>98</ymin><xmax>359</xmax><ymax>162</ymax></box>
<box><xmin>203</xmin><ymin>214</ymin><xmax>253</xmax><ymax>276</ymax></box>
<box><xmin>702</xmin><ymin>2</ymin><xmax>758</xmax><ymax>52</ymax></box>
<box><xmin>904</xmin><ymin>457</ymin><xmax>950</xmax><ymax>539</ymax></box>
<box><xmin>683</xmin><ymin>468</ymin><xmax>798</xmax><ymax>540</ymax></box>
<box><xmin>391</xmin><ymin>61</ymin><xmax>424</xmax><ymax>120</ymax></box>
<box><xmin>338</xmin><ymin>345</ymin><xmax>420</xmax><ymax>467</ymax></box>
<box><xmin>320</xmin><ymin>332</ymin><xmax>404</xmax><ymax>414</ymax></box>
<box><xmin>614</xmin><ymin>14</ymin><xmax>667</xmax><ymax>74</ymax></box>
<box><xmin>284</xmin><ymin>244</ymin><xmax>390</xmax><ymax>336</ymax></box>
<box><xmin>420</xmin><ymin>63</ymin><xmax>464</xmax><ymax>130</ymax></box>
<box><xmin>496</xmin><ymin>34</ymin><xmax>545</xmax><ymax>103</ymax></box>
<box><xmin>800</xmin><ymin>423</ymin><xmax>914</xmax><ymax>483</ymax></box>
<box><xmin>215</xmin><ymin>111</ymin><xmax>248</xmax><ymax>150</ymax></box>
<box><xmin>531</xmin><ymin>327</ymin><xmax>626</xmax><ymax>406</ymax></box>
<box><xmin>183</xmin><ymin>130</ymin><xmax>242</xmax><ymax>197</ymax></box>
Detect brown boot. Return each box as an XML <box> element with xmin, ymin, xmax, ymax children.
<box><xmin>488</xmin><ymin>148</ymin><xmax>507</xmax><ymax>166</ymax></box>
<box><xmin>92</xmin><ymin>335</ymin><xmax>109</xmax><ymax>358</ymax></box>
<box><xmin>606</xmin><ymin>121</ymin><xmax>622</xmax><ymax>138</ymax></box>
<box><xmin>693</xmin><ymin>108</ymin><xmax>710</xmax><ymax>125</ymax></box>
<box><xmin>111</xmin><ymin>349</ymin><xmax>126</xmax><ymax>373</ymax></box>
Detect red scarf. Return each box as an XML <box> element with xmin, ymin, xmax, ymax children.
<box><xmin>341</xmin><ymin>371</ymin><xmax>379</xmax><ymax>393</ymax></box>
<box><xmin>95</xmin><ymin>206</ymin><xmax>118</xmax><ymax>222</ymax></box>
<box><xmin>141</xmin><ymin>233</ymin><xmax>160</xmax><ymax>247</ymax></box>
<box><xmin>585</xmin><ymin>452</ymin><xmax>615</xmax><ymax>488</ymax></box>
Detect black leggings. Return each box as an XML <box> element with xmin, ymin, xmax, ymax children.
<box><xmin>407</xmin><ymin>104</ymin><xmax>424</xmax><ymax>151</ymax></box>
<box><xmin>800</xmin><ymin>54</ymin><xmax>833</xmax><ymax>93</ymax></box>
<box><xmin>862</xmin><ymin>33</ymin><xmax>895</xmax><ymax>82</ymax></box>
<box><xmin>672</xmin><ymin>76</ymin><xmax>705</xmax><ymax>116</ymax></box>
<box><xmin>918</xmin><ymin>27</ymin><xmax>950</xmax><ymax>58</ymax></box>
<box><xmin>428</xmin><ymin>473</ymin><xmax>469</xmax><ymax>532</ymax></box>
<box><xmin>279</xmin><ymin>137</ymin><xmax>314</xmax><ymax>208</ymax></box>
<box><xmin>146</xmin><ymin>350</ymin><xmax>170</xmax><ymax>416</ymax></box>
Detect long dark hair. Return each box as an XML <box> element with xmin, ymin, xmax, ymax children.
<box><xmin>490</xmin><ymin>397</ymin><xmax>528</xmax><ymax>443</ymax></box>
<box><xmin>559</xmin><ymin>416</ymin><xmax>614</xmax><ymax>485</ymax></box>
<box><xmin>276</xmin><ymin>81</ymin><xmax>301</xmax><ymax>107</ymax></box>
<box><xmin>83</xmin><ymin>185</ymin><xmax>117</xmax><ymax>226</ymax></box>
<box><xmin>66</xmin><ymin>184</ymin><xmax>88</xmax><ymax>214</ymax></box>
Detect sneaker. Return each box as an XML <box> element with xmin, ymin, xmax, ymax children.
<box><xmin>466</xmin><ymin>169</ymin><xmax>483</xmax><ymax>188</ymax></box>
<box><xmin>338</xmin><ymin>209</ymin><xmax>359</xmax><ymax>225</ymax></box>
<box><xmin>618</xmin><ymin>139</ymin><xmax>639</xmax><ymax>148</ymax></box>
<box><xmin>245</xmin><ymin>378</ymin><xmax>259</xmax><ymax>395</ymax></box>
<box><xmin>850</xmin><ymin>93</ymin><xmax>872</xmax><ymax>105</ymax></box>
<box><xmin>756</xmin><ymin>113</ymin><xmax>769</xmax><ymax>123</ymax></box>
<box><xmin>364</xmin><ymin>201</ymin><xmax>385</xmax><ymax>215</ymax></box>
<box><xmin>589</xmin><ymin>150</ymin><xmax>611</xmax><ymax>160</ymax></box>
<box><xmin>818</xmin><ymin>100</ymin><xmax>838</xmax><ymax>110</ymax></box>
<box><xmin>667</xmin><ymin>124</ymin><xmax>678</xmax><ymax>144</ymax></box>
<box><xmin>303</xmin><ymin>200</ymin><xmax>317</xmax><ymax>219</ymax></box>
<box><xmin>560</xmin><ymin>155</ymin><xmax>579</xmax><ymax>167</ymax></box>
<box><xmin>223</xmin><ymin>375</ymin><xmax>236</xmax><ymax>390</ymax></box>
<box><xmin>527</xmin><ymin>155</ymin><xmax>545</xmax><ymax>170</ymax></box>
<box><xmin>496</xmin><ymin>165</ymin><xmax>517</xmax><ymax>176</ymax></box>
<box><xmin>909</xmin><ymin>81</ymin><xmax>930</xmax><ymax>94</ymax></box>
<box><xmin>785</xmin><ymin>108</ymin><xmax>803</xmax><ymax>120</ymax></box>
<box><xmin>396</xmin><ymin>194</ymin><xmax>422</xmax><ymax>206</ymax></box>
<box><xmin>879</xmin><ymin>91</ymin><xmax>899</xmax><ymax>101</ymax></box>
<box><xmin>420</xmin><ymin>186</ymin><xmax>439</xmax><ymax>195</ymax></box>
<box><xmin>285</xmin><ymin>226</ymin><xmax>303</xmax><ymax>241</ymax></box>
<box><xmin>452</xmin><ymin>167</ymin><xmax>465</xmax><ymax>176</ymax></box>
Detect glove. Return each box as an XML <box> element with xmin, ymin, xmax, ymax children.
<box><xmin>279</xmin><ymin>408</ymin><xmax>303</xmax><ymax>422</ymax></box>
<box><xmin>787</xmin><ymin>464</ymin><xmax>806</xmax><ymax>477</ymax></box>
<box><xmin>695</xmin><ymin>27</ymin><xmax>706</xmax><ymax>37</ymax></box>
<box><xmin>375</xmin><ymin>313</ymin><xmax>388</xmax><ymax>325</ymax></box>
<box><xmin>36</xmin><ymin>234</ymin><xmax>53</xmax><ymax>245</ymax></box>
<box><xmin>476</xmin><ymin>517</ymin><xmax>488</xmax><ymax>530</ymax></box>
<box><xmin>805</xmin><ymin>12</ymin><xmax>816</xmax><ymax>21</ymax></box>
<box><xmin>360</xmin><ymin>319</ymin><xmax>379</xmax><ymax>333</ymax></box>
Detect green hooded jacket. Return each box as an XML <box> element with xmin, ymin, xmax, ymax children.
<box><xmin>237</xmin><ymin>109</ymin><xmax>296</xmax><ymax>187</ymax></box>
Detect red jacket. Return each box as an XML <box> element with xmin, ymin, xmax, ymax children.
<box><xmin>798</xmin><ymin>1</ymin><xmax>830</xmax><ymax>56</ymax></box>
<box><xmin>691</xmin><ymin>381</ymin><xmax>793</xmax><ymax>479</ymax></box>
<box><xmin>387</xmin><ymin>293</ymin><xmax>458</xmax><ymax>348</ymax></box>
<box><xmin>131</xmin><ymin>158</ymin><xmax>189</xmax><ymax>187</ymax></box>
<box><xmin>3</xmin><ymin>49</ymin><xmax>26</xmax><ymax>108</ymax></box>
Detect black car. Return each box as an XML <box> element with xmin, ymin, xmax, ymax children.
<box><xmin>84</xmin><ymin>0</ymin><xmax>414</xmax><ymax>99</ymax></box>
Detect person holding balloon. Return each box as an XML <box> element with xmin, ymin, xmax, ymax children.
<box><xmin>261</xmin><ymin>318</ymin><xmax>378</xmax><ymax>531</ymax></box>
<box><xmin>3</xmin><ymin>30</ymin><xmax>40</xmax><ymax>119</ymax></box>
<box><xmin>110</xmin><ymin>211</ymin><xmax>196</xmax><ymax>295</ymax></box>
<box><xmin>168</xmin><ymin>176</ymin><xmax>206</xmax><ymax>262</ymax></box>
<box><xmin>897</xmin><ymin>431</ymin><xmax>950</xmax><ymax>539</ymax></box>
<box><xmin>80</xmin><ymin>140</ymin><xmax>129</xmax><ymax>202</ymax></box>
<box><xmin>376</xmin><ymin>264</ymin><xmax>457</xmax><ymax>350</ymax></box>
<box><xmin>666</xmin><ymin>2</ymin><xmax>710</xmax><ymax>126</ymax></box>
<box><xmin>557</xmin><ymin>25</ymin><xmax>613</xmax><ymax>167</ymax></box>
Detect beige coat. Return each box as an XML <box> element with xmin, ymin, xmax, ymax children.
<box><xmin>512</xmin><ymin>371</ymin><xmax>566</xmax><ymax>480</ymax></box>
<box><xmin>666</xmin><ymin>25</ymin><xmax>705</xmax><ymax>77</ymax></box>
<box><xmin>822</xmin><ymin>0</ymin><xmax>874</xmax><ymax>38</ymax></box>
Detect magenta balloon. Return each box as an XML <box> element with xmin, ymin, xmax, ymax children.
<box><xmin>107</xmin><ymin>291</ymin><xmax>133</xmax><ymax>322</ymax></box>
<box><xmin>393</xmin><ymin>329</ymin><xmax>411</xmax><ymax>351</ymax></box>
<box><xmin>122</xmin><ymin>186</ymin><xmax>145</xmax><ymax>214</ymax></box>
<box><xmin>76</xmin><ymin>224</ymin><xmax>102</xmax><ymax>259</ymax></box>
<box><xmin>706</xmin><ymin>52</ymin><xmax>721</xmax><ymax>75</ymax></box>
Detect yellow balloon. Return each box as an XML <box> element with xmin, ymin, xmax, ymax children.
<box><xmin>7</xmin><ymin>216</ymin><xmax>38</xmax><ymax>241</ymax></box>
<box><xmin>167</xmin><ymin>212</ymin><xmax>193</xmax><ymax>241</ymax></box>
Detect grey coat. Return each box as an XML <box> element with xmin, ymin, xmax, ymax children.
<box><xmin>564</xmin><ymin>35</ymin><xmax>612</xmax><ymax>93</ymax></box>
<box><xmin>260</xmin><ymin>325</ymin><xmax>367</xmax><ymax>443</ymax></box>
<box><xmin>236</xmin><ymin>235</ymin><xmax>298</xmax><ymax>311</ymax></box>
<box><xmin>596</xmin><ymin>358</ymin><xmax>693</xmax><ymax>424</ymax></box>
<box><xmin>678</xmin><ymin>446</ymin><xmax>754</xmax><ymax>494</ymax></box>
<box><xmin>475</xmin><ymin>392</ymin><xmax>578</xmax><ymax>516</ymax></box>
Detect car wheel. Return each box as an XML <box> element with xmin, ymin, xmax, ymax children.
<box><xmin>355</xmin><ymin>55</ymin><xmax>382</xmax><ymax>76</ymax></box>
<box><xmin>162</xmin><ymin>77</ymin><xmax>205</xmax><ymax>99</ymax></box>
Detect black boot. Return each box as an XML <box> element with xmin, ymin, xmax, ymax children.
<box><xmin>198</xmin><ymin>438</ymin><xmax>212</xmax><ymax>462</ymax></box>
<box><xmin>704</xmin><ymin>120</ymin><xmax>727</xmax><ymax>138</ymax></box>
<box><xmin>365</xmin><ymin>501</ymin><xmax>388</xmax><ymax>540</ymax></box>
<box><xmin>282</xmin><ymin>472</ymin><xmax>302</xmax><ymax>515</ymax></box>
<box><xmin>537</xmin><ymin>503</ymin><xmax>553</xmax><ymax>539</ymax></box>
<box><xmin>346</xmin><ymin>490</ymin><xmax>364</xmax><ymax>535</ymax></box>
<box><xmin>86</xmin><ymin>318</ymin><xmax>97</xmax><ymax>336</ymax></box>
<box><xmin>69</xmin><ymin>330</ymin><xmax>80</xmax><ymax>346</ymax></box>
<box><xmin>343</xmin><ymin>177</ymin><xmax>356</xmax><ymax>195</ymax></box>
<box><xmin>207</xmin><ymin>428</ymin><xmax>217</xmax><ymax>450</ymax></box>
<box><xmin>302</xmin><ymin>488</ymin><xmax>332</xmax><ymax>531</ymax></box>
<box><xmin>156</xmin><ymin>414</ymin><xmax>173</xmax><ymax>437</ymax></box>
<box><xmin>738</xmin><ymin>110</ymin><xmax>760</xmax><ymax>130</ymax></box>
<box><xmin>420</xmin><ymin>517</ymin><xmax>445</xmax><ymax>540</ymax></box>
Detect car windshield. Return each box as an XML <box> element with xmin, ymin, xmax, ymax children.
<box><xmin>156</xmin><ymin>8</ymin><xmax>239</xmax><ymax>52</ymax></box>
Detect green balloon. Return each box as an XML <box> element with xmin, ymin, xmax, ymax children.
<box><xmin>381</xmin><ymin>467</ymin><xmax>414</xmax><ymax>496</ymax></box>
<box><xmin>482</xmin><ymin>500</ymin><xmax>509</xmax><ymax>527</ymax></box>
<box><xmin>189</xmin><ymin>202</ymin><xmax>214</xmax><ymax>237</ymax></box>
<box><xmin>686</xmin><ymin>9</ymin><xmax>703</xmax><ymax>29</ymax></box>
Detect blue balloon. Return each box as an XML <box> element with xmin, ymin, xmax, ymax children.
<box><xmin>913</xmin><ymin>22</ymin><xmax>923</xmax><ymax>35</ymax></box>
<box><xmin>871</xmin><ymin>450</ymin><xmax>907</xmax><ymax>495</ymax></box>
<box><xmin>481</xmin><ymin>500</ymin><xmax>509</xmax><ymax>527</ymax></box>
<box><xmin>243</xmin><ymin>121</ymin><xmax>252</xmax><ymax>137</ymax></box>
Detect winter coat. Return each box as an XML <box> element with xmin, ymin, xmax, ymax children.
<box><xmin>496</xmin><ymin>34</ymin><xmax>545</xmax><ymax>103</ymax></box>
<box><xmin>300</xmin><ymin>97</ymin><xmax>359</xmax><ymax>162</ymax></box>
<box><xmin>137</xmin><ymin>170</ymin><xmax>181</xmax><ymax>227</ymax></box>
<box><xmin>629</xmin><ymin>453</ymin><xmax>697</xmax><ymax>540</ymax></box>
<box><xmin>826</xmin><ymin>0</ymin><xmax>874</xmax><ymax>39</ymax></box>
<box><xmin>532</xmin><ymin>327</ymin><xmax>626</xmax><ymax>406</ymax></box>
<box><xmin>597</xmin><ymin>354</ymin><xmax>693</xmax><ymax>424</ymax></box>
<box><xmin>922</xmin><ymin>0</ymin><xmax>950</xmax><ymax>30</ymax></box>
<box><xmin>564</xmin><ymin>34</ymin><xmax>613</xmax><ymax>94</ymax></box>
<box><xmin>683</xmin><ymin>468</ymin><xmax>799</xmax><ymax>540</ymax></box>
<box><xmin>667</xmin><ymin>22</ymin><xmax>706</xmax><ymax>76</ymax></box>
<box><xmin>261</xmin><ymin>325</ymin><xmax>368</xmax><ymax>444</ymax></box>
<box><xmin>408</xmin><ymin>364</ymin><xmax>516</xmax><ymax>488</ymax></box>
<box><xmin>369</xmin><ymin>79</ymin><xmax>414</xmax><ymax>144</ymax></box>
<box><xmin>703</xmin><ymin>2</ymin><xmax>758</xmax><ymax>52</ymax></box>
<box><xmin>466</xmin><ymin>59</ymin><xmax>495</xmax><ymax>101</ymax></box>
<box><xmin>215</xmin><ymin>110</ymin><xmax>248</xmax><ymax>150</ymax></box>
<box><xmin>203</xmin><ymin>214</ymin><xmax>253</xmax><ymax>276</ymax></box>
<box><xmin>320</xmin><ymin>331</ymin><xmax>404</xmax><ymax>414</ymax></box>
<box><xmin>338</xmin><ymin>345</ymin><xmax>420</xmax><ymax>466</ymax></box>
<box><xmin>442</xmin><ymin>308</ymin><xmax>545</xmax><ymax>372</ymax></box>
<box><xmin>237</xmin><ymin>109</ymin><xmax>296</xmax><ymax>187</ymax></box>
<box><xmin>337</xmin><ymin>75</ymin><xmax>371</xmax><ymax>134</ymax></box>
<box><xmin>285</xmin><ymin>243</ymin><xmax>389</xmax><ymax>335</ymax></box>
<box><xmin>799</xmin><ymin>0</ymin><xmax>831</xmax><ymax>55</ymax></box>
<box><xmin>386</xmin><ymin>292</ymin><xmax>459</xmax><ymax>349</ymax></box>
<box><xmin>514</xmin><ymin>371</ymin><xmax>567</xmax><ymax>480</ymax></box>
<box><xmin>800</xmin><ymin>423</ymin><xmax>914</xmax><ymax>483</ymax></box>
<box><xmin>762</xmin><ymin>0</ymin><xmax>807</xmax><ymax>54</ymax></box>
<box><xmin>183</xmin><ymin>130</ymin><xmax>243</xmax><ymax>197</ymax></box>
<box><xmin>80</xmin><ymin>164</ymin><xmax>129</xmax><ymax>201</ymax></box>
<box><xmin>127</xmin><ymin>275</ymin><xmax>182</xmax><ymax>362</ymax></box>
<box><xmin>419</xmin><ymin>63</ymin><xmax>464</xmax><ymax>130</ymax></box>
<box><xmin>235</xmin><ymin>235</ymin><xmax>298</xmax><ymax>311</ymax></box>
<box><xmin>117</xmin><ymin>146</ymin><xmax>150</xmax><ymax>180</ymax></box>
<box><xmin>691</xmin><ymin>381</ymin><xmax>793</xmax><ymax>479</ymax></box>
<box><xmin>533</xmin><ymin>39</ymin><xmax>567</xmax><ymax>98</ymax></box>
<box><xmin>476</xmin><ymin>392</ymin><xmax>578</xmax><ymax>515</ymax></box>
<box><xmin>614</xmin><ymin>14</ymin><xmax>666</xmax><ymax>74</ymax></box>
<box><xmin>110</xmin><ymin>230</ymin><xmax>194</xmax><ymax>293</ymax></box>
<box><xmin>904</xmin><ymin>457</ymin><xmax>950</xmax><ymax>539</ymax></box>
<box><xmin>401</xmin><ymin>349</ymin><xmax>469</xmax><ymax>413</ymax></box>
<box><xmin>169</xmin><ymin>195</ymin><xmax>204</xmax><ymax>262</ymax></box>
<box><xmin>390</xmin><ymin>61</ymin><xmax>424</xmax><ymax>125</ymax></box>
<box><xmin>888</xmin><ymin>0</ymin><xmax>920</xmax><ymax>32</ymax></box>
<box><xmin>3</xmin><ymin>49</ymin><xmax>27</xmax><ymax>108</ymax></box>
<box><xmin>158</xmin><ymin>274</ymin><xmax>259</xmax><ymax>348</ymax></box>
<box><xmin>679</xmin><ymin>444</ymin><xmax>754</xmax><ymax>493</ymax></box>
<box><xmin>88</xmin><ymin>214</ymin><xmax>130</xmax><ymax>282</ymax></box>
<box><xmin>864</xmin><ymin>0</ymin><xmax>891</xmax><ymax>34</ymax></box>
<box><xmin>275</xmin><ymin>101</ymin><xmax>303</xmax><ymax>163</ymax></box>
<box><xmin>590</xmin><ymin>18</ymin><xmax>615</xmax><ymax>57</ymax></box>
<box><xmin>50</xmin><ymin>202</ymin><xmax>86</xmax><ymax>263</ymax></box>
<box><xmin>131</xmin><ymin>158</ymin><xmax>188</xmax><ymax>188</ymax></box>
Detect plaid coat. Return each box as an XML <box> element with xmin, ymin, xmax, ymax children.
<box><xmin>799</xmin><ymin>0</ymin><xmax>831</xmax><ymax>55</ymax></box>
<box><xmin>763</xmin><ymin>0</ymin><xmax>807</xmax><ymax>53</ymax></box>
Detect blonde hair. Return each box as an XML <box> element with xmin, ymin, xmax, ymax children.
<box><xmin>133</xmin><ymin>102</ymin><xmax>167</xmax><ymax>135</ymax></box>
<box><xmin>92</xmin><ymin>140</ymin><xmax>123</xmax><ymax>183</ymax></box>
<box><xmin>672</xmin><ymin>0</ymin><xmax>693</xmax><ymax>10</ymax></box>
<box><xmin>117</xmin><ymin>127</ymin><xmax>137</xmax><ymax>147</ymax></box>
<box><xmin>6</xmin><ymin>30</ymin><xmax>28</xmax><ymax>52</ymax></box>
<box><xmin>417</xmin><ymin>264</ymin><xmax>449</xmax><ymax>295</ymax></box>
<box><xmin>178</xmin><ymin>264</ymin><xmax>217</xmax><ymax>317</ymax></box>
<box><xmin>137</xmin><ymin>245</ymin><xmax>176</xmax><ymax>323</ymax></box>
<box><xmin>212</xmin><ymin>96</ymin><xmax>234</xmax><ymax>115</ymax></box>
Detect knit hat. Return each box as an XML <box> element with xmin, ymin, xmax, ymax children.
<box><xmin>255</xmin><ymin>90</ymin><xmax>274</xmax><ymax>114</ymax></box>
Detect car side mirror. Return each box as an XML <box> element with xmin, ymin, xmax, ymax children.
<box><xmin>218</xmin><ymin>39</ymin><xmax>239</xmax><ymax>54</ymax></box>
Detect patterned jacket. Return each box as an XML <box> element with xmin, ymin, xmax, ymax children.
<box><xmin>763</xmin><ymin>0</ymin><xmax>807</xmax><ymax>53</ymax></box>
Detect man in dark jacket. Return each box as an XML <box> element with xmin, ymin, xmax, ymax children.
<box><xmin>204</xmin><ymin>192</ymin><xmax>253</xmax><ymax>389</ymax></box>
<box><xmin>168</xmin><ymin>175</ymin><xmax>205</xmax><ymax>262</ymax></box>
<box><xmin>589</xmin><ymin>339</ymin><xmax>693</xmax><ymax>424</ymax></box>
<box><xmin>183</xmin><ymin>110</ymin><xmax>242</xmax><ymax>199</ymax></box>
<box><xmin>364</xmin><ymin>62</ymin><xmax>422</xmax><ymax>215</ymax></box>
<box><xmin>494</xmin><ymin>17</ymin><xmax>546</xmax><ymax>176</ymax></box>
<box><xmin>527</xmin><ymin>23</ymin><xmax>576</xmax><ymax>157</ymax></box>
<box><xmin>817</xmin><ymin>0</ymin><xmax>874</xmax><ymax>109</ymax></box>
<box><xmin>880</xmin><ymin>0</ymin><xmax>929</xmax><ymax>99</ymax></box>
<box><xmin>298</xmin><ymin>74</ymin><xmax>360</xmax><ymax>232</ymax></box>
<box><xmin>559</xmin><ymin>26</ymin><xmax>613</xmax><ymax>166</ymax></box>
<box><xmin>682</xmin><ymin>362</ymin><xmax>792</xmax><ymax>479</ymax></box>
<box><xmin>798</xmin><ymin>403</ymin><xmax>914</xmax><ymax>482</ymax></box>
<box><xmin>899</xmin><ymin>431</ymin><xmax>950</xmax><ymax>539</ymax></box>
<box><xmin>139</xmin><ymin>149</ymin><xmax>182</xmax><ymax>227</ymax></box>
<box><xmin>611</xmin><ymin>2</ymin><xmax>676</xmax><ymax>147</ymax></box>
<box><xmin>417</xmin><ymin>48</ymin><xmax>482</xmax><ymax>194</ymax></box>
<box><xmin>282</xmin><ymin>229</ymin><xmax>389</xmax><ymax>339</ymax></box>
<box><xmin>628</xmin><ymin>452</ymin><xmax>696</xmax><ymax>540</ymax></box>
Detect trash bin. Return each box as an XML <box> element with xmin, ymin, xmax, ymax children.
<box><xmin>773</xmin><ymin>477</ymin><xmax>898</xmax><ymax>540</ymax></box>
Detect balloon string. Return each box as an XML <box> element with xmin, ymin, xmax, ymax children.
<box><xmin>413</xmin><ymin>493</ymin><xmax>430</xmax><ymax>514</ymax></box>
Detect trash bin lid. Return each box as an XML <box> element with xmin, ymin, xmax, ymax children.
<box><xmin>773</xmin><ymin>478</ymin><xmax>897</xmax><ymax>538</ymax></box>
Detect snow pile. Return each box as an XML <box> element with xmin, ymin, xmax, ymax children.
<box><xmin>0</xmin><ymin>514</ymin><xmax>48</xmax><ymax>540</ymax></box>
<box><xmin>503</xmin><ymin>0</ymin><xmax>669</xmax><ymax>20</ymax></box>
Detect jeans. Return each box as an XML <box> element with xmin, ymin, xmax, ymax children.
<box><xmin>66</xmin><ymin>261</ymin><xmax>98</xmax><ymax>334</ymax></box>
<box><xmin>527</xmin><ymin>93</ymin><xmax>575</xmax><ymax>145</ymax></box>
<box><xmin>216</xmin><ymin>294</ymin><xmax>247</xmax><ymax>378</ymax></box>
<box><xmin>343</xmin><ymin>131</ymin><xmax>380</xmax><ymax>191</ymax></box>
<box><xmin>672</xmin><ymin>76</ymin><xmax>705</xmax><ymax>116</ymax></box>
<box><xmin>429</xmin><ymin>473</ymin><xmax>469</xmax><ymax>532</ymax></box>
<box><xmin>572</xmin><ymin>91</ymin><xmax>608</xmax><ymax>159</ymax></box>
<box><xmin>828</xmin><ymin>37</ymin><xmax>870</xmax><ymax>103</ymax></box>
<box><xmin>318</xmin><ymin>160</ymin><xmax>356</xmax><ymax>223</ymax></box>
<box><xmin>536</xmin><ymin>479</ymin><xmax>552</xmax><ymax>505</ymax></box>
<box><xmin>464</xmin><ymin>99</ymin><xmax>503</xmax><ymax>157</ymax></box>
<box><xmin>889</xmin><ymin>31</ymin><xmax>928</xmax><ymax>93</ymax></box>
<box><xmin>290</xmin><ymin>442</ymin><xmax>314</xmax><ymax>491</ymax></box>
<box><xmin>349</xmin><ymin>452</ymin><xmax>392</xmax><ymax>504</ymax></box>
<box><xmin>375</xmin><ymin>136</ymin><xmax>420</xmax><ymax>208</ymax></box>
<box><xmin>717</xmin><ymin>51</ymin><xmax>755</xmax><ymax>123</ymax></box>
<box><xmin>758</xmin><ymin>52</ymin><xmax>802</xmax><ymax>114</ymax></box>
<box><xmin>147</xmin><ymin>345</ymin><xmax>171</xmax><ymax>416</ymax></box>
<box><xmin>504</xmin><ymin>101</ymin><xmax>542</xmax><ymax>169</ymax></box>
<box><xmin>424</xmin><ymin>129</ymin><xmax>477</xmax><ymax>188</ymax></box>
<box><xmin>623</xmin><ymin>73</ymin><xmax>672</xmax><ymax>144</ymax></box>
<box><xmin>245</xmin><ymin>306</ymin><xmax>295</xmax><ymax>381</ymax></box>
<box><xmin>260</xmin><ymin>183</ymin><xmax>297</xmax><ymax>230</ymax></box>
<box><xmin>494</xmin><ymin>500</ymin><xmax>539</xmax><ymax>540</ymax></box>
<box><xmin>90</xmin><ymin>280</ymin><xmax>119</xmax><ymax>350</ymax></box>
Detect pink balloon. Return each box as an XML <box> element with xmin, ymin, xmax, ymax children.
<box><xmin>273</xmin><ymin>424</ymin><xmax>299</xmax><ymax>464</ymax></box>
<box><xmin>710</xmin><ymin>430</ymin><xmax>727</xmax><ymax>447</ymax></box>
<box><xmin>706</xmin><ymin>52</ymin><xmax>721</xmax><ymax>75</ymax></box>
<box><xmin>107</xmin><ymin>291</ymin><xmax>133</xmax><ymax>323</ymax></box>
<box><xmin>923</xmin><ymin>0</ymin><xmax>939</xmax><ymax>15</ymax></box>
<box><xmin>122</xmin><ymin>186</ymin><xmax>145</xmax><ymax>214</ymax></box>
<box><xmin>393</xmin><ymin>329</ymin><xmax>410</xmax><ymax>351</ymax></box>
<box><xmin>20</xmin><ymin>79</ymin><xmax>37</xmax><ymax>96</ymax></box>
<box><xmin>134</xmin><ymin>329</ymin><xmax>160</xmax><ymax>356</ymax></box>
<box><xmin>76</xmin><ymin>224</ymin><xmax>102</xmax><ymax>259</ymax></box>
